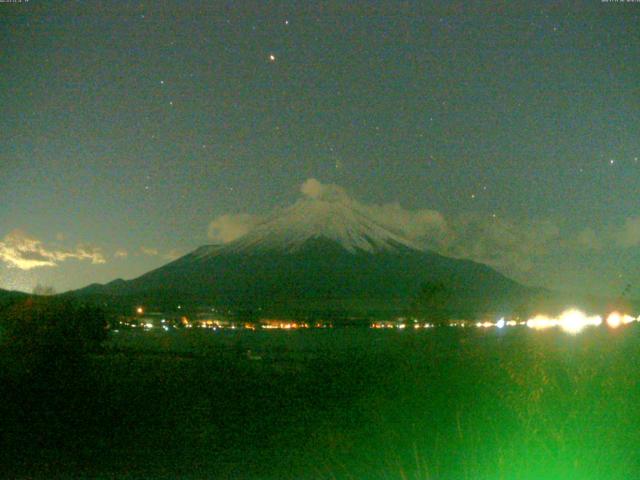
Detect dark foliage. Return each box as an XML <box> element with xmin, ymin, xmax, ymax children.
<box><xmin>0</xmin><ymin>297</ymin><xmax>107</xmax><ymax>359</ymax></box>
<box><xmin>411</xmin><ymin>281</ymin><xmax>454</xmax><ymax>324</ymax></box>
<box><xmin>0</xmin><ymin>297</ymin><xmax>109</xmax><ymax>477</ymax></box>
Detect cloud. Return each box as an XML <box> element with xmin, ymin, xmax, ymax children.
<box><xmin>163</xmin><ymin>249</ymin><xmax>183</xmax><ymax>261</ymax></box>
<box><xmin>138</xmin><ymin>246</ymin><xmax>183</xmax><ymax>261</ymax></box>
<box><xmin>208</xmin><ymin>213</ymin><xmax>260</xmax><ymax>243</ymax></box>
<box><xmin>205</xmin><ymin>180</ymin><xmax>355</xmax><ymax>245</ymax></box>
<box><xmin>0</xmin><ymin>229</ymin><xmax>106</xmax><ymax>270</ymax></box>
<box><xmin>300</xmin><ymin>178</ymin><xmax>324</xmax><ymax>199</ymax></box>
<box><xmin>366</xmin><ymin>202</ymin><xmax>450</xmax><ymax>247</ymax></box>
<box><xmin>205</xmin><ymin>178</ymin><xmax>572</xmax><ymax>278</ymax></box>
<box><xmin>57</xmin><ymin>244</ymin><xmax>106</xmax><ymax>264</ymax></box>
<box><xmin>140</xmin><ymin>246</ymin><xmax>159</xmax><ymax>256</ymax></box>
<box><xmin>592</xmin><ymin>216</ymin><xmax>640</xmax><ymax>251</ymax></box>
<box><xmin>300</xmin><ymin>178</ymin><xmax>350</xmax><ymax>202</ymax></box>
<box><xmin>615</xmin><ymin>217</ymin><xmax>640</xmax><ymax>248</ymax></box>
<box><xmin>206</xmin><ymin>178</ymin><xmax>640</xmax><ymax>288</ymax></box>
<box><xmin>296</xmin><ymin>179</ymin><xmax>561</xmax><ymax>274</ymax></box>
<box><xmin>299</xmin><ymin>180</ymin><xmax>450</xmax><ymax>245</ymax></box>
<box><xmin>114</xmin><ymin>249</ymin><xmax>129</xmax><ymax>259</ymax></box>
<box><xmin>574</xmin><ymin>228</ymin><xmax>603</xmax><ymax>251</ymax></box>
<box><xmin>435</xmin><ymin>216</ymin><xmax>560</xmax><ymax>273</ymax></box>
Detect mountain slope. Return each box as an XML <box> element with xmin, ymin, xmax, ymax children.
<box><xmin>0</xmin><ymin>288</ymin><xmax>29</xmax><ymax>313</ymax></box>
<box><xmin>69</xmin><ymin>193</ymin><xmax>536</xmax><ymax>318</ymax></box>
<box><xmin>199</xmin><ymin>194</ymin><xmax>421</xmax><ymax>256</ymax></box>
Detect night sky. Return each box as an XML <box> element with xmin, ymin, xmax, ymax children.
<box><xmin>2</xmin><ymin>1</ymin><xmax>640</xmax><ymax>295</ymax></box>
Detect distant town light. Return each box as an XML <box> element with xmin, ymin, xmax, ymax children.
<box><xmin>558</xmin><ymin>309</ymin><xmax>601</xmax><ymax>334</ymax></box>
<box><xmin>475</xmin><ymin>321</ymin><xmax>494</xmax><ymax>328</ymax></box>
<box><xmin>526</xmin><ymin>315</ymin><xmax>556</xmax><ymax>330</ymax></box>
<box><xmin>607</xmin><ymin>312</ymin><xmax>622</xmax><ymax>329</ymax></box>
<box><xmin>526</xmin><ymin>309</ymin><xmax>602</xmax><ymax>334</ymax></box>
<box><xmin>604</xmin><ymin>311</ymin><xmax>635</xmax><ymax>329</ymax></box>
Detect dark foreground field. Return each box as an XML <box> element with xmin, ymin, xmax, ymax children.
<box><xmin>2</xmin><ymin>326</ymin><xmax>640</xmax><ymax>479</ymax></box>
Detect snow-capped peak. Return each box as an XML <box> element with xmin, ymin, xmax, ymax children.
<box><xmin>197</xmin><ymin>186</ymin><xmax>423</xmax><ymax>257</ymax></box>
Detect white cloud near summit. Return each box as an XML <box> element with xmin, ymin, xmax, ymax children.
<box><xmin>298</xmin><ymin>179</ymin><xmax>449</xmax><ymax>243</ymax></box>
<box><xmin>298</xmin><ymin>179</ymin><xmax>560</xmax><ymax>274</ymax></box>
<box><xmin>368</xmin><ymin>202</ymin><xmax>450</xmax><ymax>246</ymax></box>
<box><xmin>205</xmin><ymin>178</ymin><xmax>568</xmax><ymax>277</ymax></box>
<box><xmin>300</xmin><ymin>178</ymin><xmax>350</xmax><ymax>202</ymax></box>
<box><xmin>203</xmin><ymin>177</ymin><xmax>640</xmax><ymax>289</ymax></box>
<box><xmin>0</xmin><ymin>229</ymin><xmax>106</xmax><ymax>270</ymax></box>
<box><xmin>208</xmin><ymin>214</ymin><xmax>260</xmax><ymax>243</ymax></box>
<box><xmin>300</xmin><ymin>178</ymin><xmax>326</xmax><ymax>199</ymax></box>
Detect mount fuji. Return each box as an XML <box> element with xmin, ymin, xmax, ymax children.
<box><xmin>71</xmin><ymin>189</ymin><xmax>534</xmax><ymax>318</ymax></box>
<box><xmin>197</xmin><ymin>192</ymin><xmax>422</xmax><ymax>257</ymax></box>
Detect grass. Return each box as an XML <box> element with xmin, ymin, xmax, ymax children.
<box><xmin>1</xmin><ymin>326</ymin><xmax>639</xmax><ymax>479</ymax></box>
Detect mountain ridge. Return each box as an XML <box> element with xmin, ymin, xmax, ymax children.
<box><xmin>199</xmin><ymin>196</ymin><xmax>422</xmax><ymax>256</ymax></box>
<box><xmin>67</xmin><ymin>193</ymin><xmax>541</xmax><ymax>318</ymax></box>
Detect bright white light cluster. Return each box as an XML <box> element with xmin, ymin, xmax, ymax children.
<box><xmin>474</xmin><ymin>318</ymin><xmax>525</xmax><ymax>329</ymax></box>
<box><xmin>525</xmin><ymin>309</ymin><xmax>638</xmax><ymax>334</ymax></box>
<box><xmin>526</xmin><ymin>309</ymin><xmax>602</xmax><ymax>334</ymax></box>
<box><xmin>605</xmin><ymin>311</ymin><xmax>636</xmax><ymax>329</ymax></box>
<box><xmin>470</xmin><ymin>308</ymin><xmax>638</xmax><ymax>335</ymax></box>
